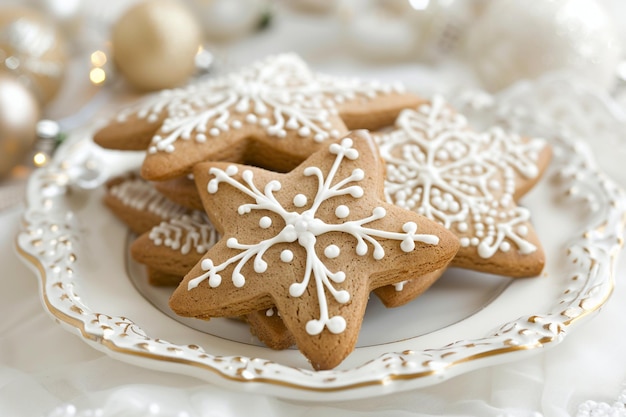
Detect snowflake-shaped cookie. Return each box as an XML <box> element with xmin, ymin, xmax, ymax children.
<box><xmin>169</xmin><ymin>131</ymin><xmax>459</xmax><ymax>370</ymax></box>
<box><xmin>373</xmin><ymin>95</ymin><xmax>551</xmax><ymax>278</ymax></box>
<box><xmin>93</xmin><ymin>53</ymin><xmax>421</xmax><ymax>180</ymax></box>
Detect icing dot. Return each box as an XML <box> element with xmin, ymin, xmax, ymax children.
<box><xmin>489</xmin><ymin>179</ymin><xmax>501</xmax><ymax>190</ymax></box>
<box><xmin>326</xmin><ymin>316</ymin><xmax>347</xmax><ymax>334</ymax></box>
<box><xmin>280</xmin><ymin>249</ymin><xmax>294</xmax><ymax>263</ymax></box>
<box><xmin>335</xmin><ymin>205</ymin><xmax>350</xmax><ymax>218</ymax></box>
<box><xmin>517</xmin><ymin>225</ymin><xmax>529</xmax><ymax>236</ymax></box>
<box><xmin>324</xmin><ymin>245</ymin><xmax>340</xmax><ymax>259</ymax></box>
<box><xmin>209</xmin><ymin>128</ymin><xmax>220</xmax><ymax>137</ymax></box>
<box><xmin>245</xmin><ymin>114</ymin><xmax>257</xmax><ymax>124</ymax></box>
<box><xmin>293</xmin><ymin>194</ymin><xmax>307</xmax><ymax>207</ymax></box>
<box><xmin>259</xmin><ymin>216</ymin><xmax>272</xmax><ymax>229</ymax></box>
<box><xmin>260</xmin><ymin>117</ymin><xmax>270</xmax><ymax>127</ymax></box>
<box><xmin>314</xmin><ymin>133</ymin><xmax>327</xmax><ymax>142</ymax></box>
<box><xmin>265</xmin><ymin>308</ymin><xmax>274</xmax><ymax>317</ymax></box>
<box><xmin>500</xmin><ymin>241</ymin><xmax>511</xmax><ymax>252</ymax></box>
<box><xmin>460</xmin><ymin>237</ymin><xmax>470</xmax><ymax>247</ymax></box>
<box><xmin>196</xmin><ymin>133</ymin><xmax>207</xmax><ymax>143</ymax></box>
<box><xmin>298</xmin><ymin>126</ymin><xmax>311</xmax><ymax>137</ymax></box>
<box><xmin>201</xmin><ymin>259</ymin><xmax>213</xmax><ymax>270</ymax></box>
<box><xmin>457</xmin><ymin>222</ymin><xmax>468</xmax><ymax>232</ymax></box>
<box><xmin>436</xmin><ymin>149</ymin><xmax>449</xmax><ymax>161</ymax></box>
<box><xmin>232</xmin><ymin>120</ymin><xmax>242</xmax><ymax>129</ymax></box>
<box><xmin>286</xmin><ymin>118</ymin><xmax>298</xmax><ymax>129</ymax></box>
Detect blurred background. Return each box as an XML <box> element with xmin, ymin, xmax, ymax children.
<box><xmin>1</xmin><ymin>0</ymin><xmax>626</xmax><ymax>199</ymax></box>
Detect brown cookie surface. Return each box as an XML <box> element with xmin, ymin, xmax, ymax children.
<box><xmin>373</xmin><ymin>96</ymin><xmax>551</xmax><ymax>282</ymax></box>
<box><xmin>131</xmin><ymin>211</ymin><xmax>220</xmax><ymax>276</ymax></box>
<box><xmin>93</xmin><ymin>53</ymin><xmax>423</xmax><ymax>181</ymax></box>
<box><xmin>169</xmin><ymin>130</ymin><xmax>459</xmax><ymax>370</ymax></box>
<box><xmin>103</xmin><ymin>173</ymin><xmax>190</xmax><ymax>235</ymax></box>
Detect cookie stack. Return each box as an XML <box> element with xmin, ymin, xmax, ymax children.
<box><xmin>95</xmin><ymin>54</ymin><xmax>551</xmax><ymax>370</ymax></box>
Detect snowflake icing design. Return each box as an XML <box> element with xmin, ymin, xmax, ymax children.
<box><xmin>149</xmin><ymin>212</ymin><xmax>219</xmax><ymax>256</ymax></box>
<box><xmin>375</xmin><ymin>95</ymin><xmax>545</xmax><ymax>259</ymax></box>
<box><xmin>110</xmin><ymin>176</ymin><xmax>188</xmax><ymax>221</ymax></box>
<box><xmin>187</xmin><ymin>137</ymin><xmax>440</xmax><ymax>335</ymax></box>
<box><xmin>116</xmin><ymin>53</ymin><xmax>403</xmax><ymax>155</ymax></box>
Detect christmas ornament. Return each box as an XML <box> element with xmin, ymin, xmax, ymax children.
<box><xmin>0</xmin><ymin>6</ymin><xmax>68</xmax><ymax>105</ymax></box>
<box><xmin>0</xmin><ymin>72</ymin><xmax>41</xmax><ymax>177</ymax></box>
<box><xmin>111</xmin><ymin>0</ymin><xmax>202</xmax><ymax>91</ymax></box>
<box><xmin>32</xmin><ymin>0</ymin><xmax>83</xmax><ymax>36</ymax></box>
<box><xmin>285</xmin><ymin>0</ymin><xmax>338</xmax><ymax>14</ymax></box>
<box><xmin>341</xmin><ymin>0</ymin><xmax>419</xmax><ymax>62</ymax></box>
<box><xmin>341</xmin><ymin>0</ymin><xmax>475</xmax><ymax>62</ymax></box>
<box><xmin>465</xmin><ymin>0</ymin><xmax>622</xmax><ymax>91</ymax></box>
<box><xmin>406</xmin><ymin>0</ymin><xmax>477</xmax><ymax>60</ymax></box>
<box><xmin>184</xmin><ymin>0</ymin><xmax>268</xmax><ymax>41</ymax></box>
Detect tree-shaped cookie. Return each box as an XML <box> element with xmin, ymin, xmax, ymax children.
<box><xmin>169</xmin><ymin>131</ymin><xmax>459</xmax><ymax>370</ymax></box>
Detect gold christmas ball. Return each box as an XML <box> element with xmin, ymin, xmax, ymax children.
<box><xmin>0</xmin><ymin>72</ymin><xmax>41</xmax><ymax>177</ymax></box>
<box><xmin>112</xmin><ymin>0</ymin><xmax>202</xmax><ymax>91</ymax></box>
<box><xmin>0</xmin><ymin>6</ymin><xmax>68</xmax><ymax>105</ymax></box>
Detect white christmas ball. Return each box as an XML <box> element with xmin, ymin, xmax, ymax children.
<box><xmin>0</xmin><ymin>73</ymin><xmax>41</xmax><ymax>177</ymax></box>
<box><xmin>184</xmin><ymin>0</ymin><xmax>267</xmax><ymax>41</ymax></box>
<box><xmin>342</xmin><ymin>0</ymin><xmax>419</xmax><ymax>62</ymax></box>
<box><xmin>465</xmin><ymin>0</ymin><xmax>622</xmax><ymax>91</ymax></box>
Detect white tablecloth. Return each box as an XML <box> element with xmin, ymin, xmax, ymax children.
<box><xmin>2</xmin><ymin>199</ymin><xmax>625</xmax><ymax>416</ymax></box>
<box><xmin>2</xmin><ymin>5</ymin><xmax>626</xmax><ymax>417</ymax></box>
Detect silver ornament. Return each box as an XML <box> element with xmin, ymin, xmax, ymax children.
<box><xmin>0</xmin><ymin>72</ymin><xmax>41</xmax><ymax>177</ymax></box>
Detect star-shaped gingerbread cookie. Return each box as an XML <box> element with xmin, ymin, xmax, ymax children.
<box><xmin>103</xmin><ymin>173</ymin><xmax>191</xmax><ymax>235</ymax></box>
<box><xmin>93</xmin><ymin>53</ymin><xmax>422</xmax><ymax>181</ymax></box>
<box><xmin>168</xmin><ymin>130</ymin><xmax>459</xmax><ymax>370</ymax></box>
<box><xmin>371</xmin><ymin>95</ymin><xmax>551</xmax><ymax>307</ymax></box>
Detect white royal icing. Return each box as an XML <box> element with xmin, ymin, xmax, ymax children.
<box><xmin>110</xmin><ymin>177</ymin><xmax>188</xmax><ymax>220</ymax></box>
<box><xmin>375</xmin><ymin>95</ymin><xmax>545</xmax><ymax>259</ymax></box>
<box><xmin>115</xmin><ymin>53</ymin><xmax>404</xmax><ymax>155</ymax></box>
<box><xmin>188</xmin><ymin>137</ymin><xmax>440</xmax><ymax>336</ymax></box>
<box><xmin>149</xmin><ymin>211</ymin><xmax>219</xmax><ymax>255</ymax></box>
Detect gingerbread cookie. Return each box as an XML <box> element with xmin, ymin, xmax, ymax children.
<box><xmin>245</xmin><ymin>308</ymin><xmax>295</xmax><ymax>350</ymax></box>
<box><xmin>153</xmin><ymin>174</ymin><xmax>204</xmax><ymax>211</ymax></box>
<box><xmin>103</xmin><ymin>173</ymin><xmax>190</xmax><ymax>235</ymax></box>
<box><xmin>93</xmin><ymin>53</ymin><xmax>422</xmax><ymax>181</ymax></box>
<box><xmin>371</xmin><ymin>95</ymin><xmax>550</xmax><ymax>307</ymax></box>
<box><xmin>129</xmin><ymin>212</ymin><xmax>293</xmax><ymax>348</ymax></box>
<box><xmin>145</xmin><ymin>267</ymin><xmax>182</xmax><ymax>287</ymax></box>
<box><xmin>131</xmin><ymin>211</ymin><xmax>219</xmax><ymax>277</ymax></box>
<box><xmin>168</xmin><ymin>131</ymin><xmax>459</xmax><ymax>370</ymax></box>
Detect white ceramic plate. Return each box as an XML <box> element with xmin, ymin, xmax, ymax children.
<box><xmin>16</xmin><ymin>78</ymin><xmax>626</xmax><ymax>401</ymax></box>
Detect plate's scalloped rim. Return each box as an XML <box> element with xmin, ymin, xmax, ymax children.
<box><xmin>15</xmin><ymin>76</ymin><xmax>626</xmax><ymax>401</ymax></box>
